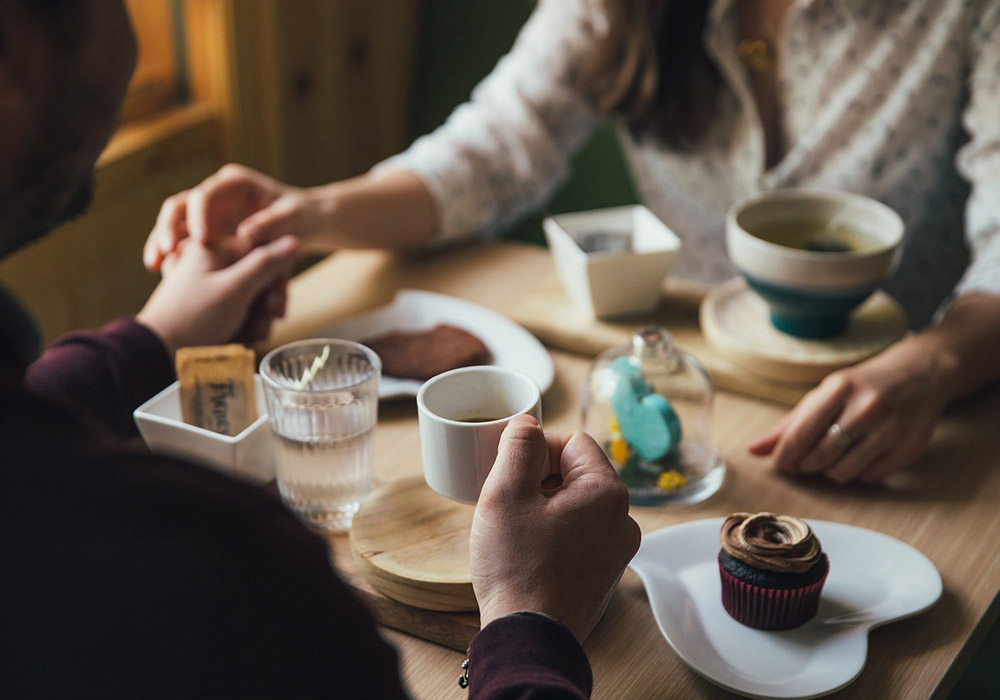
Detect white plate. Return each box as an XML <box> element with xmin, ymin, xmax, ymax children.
<box><xmin>629</xmin><ymin>518</ymin><xmax>942</xmax><ymax>699</ymax></box>
<box><xmin>319</xmin><ymin>289</ymin><xmax>555</xmax><ymax>399</ymax></box>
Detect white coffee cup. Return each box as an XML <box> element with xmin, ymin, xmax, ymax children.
<box><xmin>417</xmin><ymin>366</ymin><xmax>542</xmax><ymax>503</ymax></box>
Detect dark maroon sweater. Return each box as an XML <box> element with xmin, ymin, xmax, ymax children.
<box><xmin>3</xmin><ymin>317</ymin><xmax>591</xmax><ymax>698</ymax></box>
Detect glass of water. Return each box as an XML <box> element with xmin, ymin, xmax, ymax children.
<box><xmin>260</xmin><ymin>339</ymin><xmax>380</xmax><ymax>532</ymax></box>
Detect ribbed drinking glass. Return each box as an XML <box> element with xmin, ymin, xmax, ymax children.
<box><xmin>260</xmin><ymin>339</ymin><xmax>380</xmax><ymax>532</ymax></box>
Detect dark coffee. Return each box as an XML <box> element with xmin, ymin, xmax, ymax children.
<box><xmin>451</xmin><ymin>411</ymin><xmax>507</xmax><ymax>423</ymax></box>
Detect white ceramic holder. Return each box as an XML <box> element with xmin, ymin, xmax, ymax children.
<box><xmin>544</xmin><ymin>205</ymin><xmax>681</xmax><ymax>319</ymax></box>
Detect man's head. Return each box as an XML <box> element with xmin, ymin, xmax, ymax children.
<box><xmin>0</xmin><ymin>0</ymin><xmax>136</xmax><ymax>257</ymax></box>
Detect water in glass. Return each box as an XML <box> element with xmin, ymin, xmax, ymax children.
<box><xmin>261</xmin><ymin>340</ymin><xmax>380</xmax><ymax>532</ymax></box>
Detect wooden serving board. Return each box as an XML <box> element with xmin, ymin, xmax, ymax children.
<box><xmin>350</xmin><ymin>477</ymin><xmax>478</xmax><ymax>610</ymax></box>
<box><xmin>700</xmin><ymin>278</ymin><xmax>908</xmax><ymax>384</ymax></box>
<box><xmin>331</xmin><ymin>539</ymin><xmax>480</xmax><ymax>652</ymax></box>
<box><xmin>279</xmin><ymin>475</ymin><xmax>481</xmax><ymax>653</ymax></box>
<box><xmin>510</xmin><ymin>275</ymin><xmax>815</xmax><ymax>406</ymax></box>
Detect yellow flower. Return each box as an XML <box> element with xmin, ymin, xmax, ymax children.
<box><xmin>610</xmin><ymin>436</ymin><xmax>630</xmax><ymax>465</ymax></box>
<box><xmin>657</xmin><ymin>470</ymin><xmax>687</xmax><ymax>491</ymax></box>
<box><xmin>609</xmin><ymin>416</ymin><xmax>620</xmax><ymax>434</ymax></box>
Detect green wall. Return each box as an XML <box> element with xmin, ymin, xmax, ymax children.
<box><xmin>411</xmin><ymin>0</ymin><xmax>638</xmax><ymax>245</ymax></box>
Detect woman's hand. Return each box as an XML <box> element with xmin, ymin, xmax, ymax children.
<box><xmin>143</xmin><ymin>164</ymin><xmax>324</xmax><ymax>271</ymax></box>
<box><xmin>137</xmin><ymin>235</ymin><xmax>299</xmax><ymax>357</ymax></box>
<box><xmin>471</xmin><ymin>415</ymin><xmax>641</xmax><ymax>643</ymax></box>
<box><xmin>748</xmin><ymin>338</ymin><xmax>956</xmax><ymax>483</ymax></box>
<box><xmin>144</xmin><ymin>167</ymin><xmax>438</xmax><ymax>272</ymax></box>
<box><xmin>751</xmin><ymin>293</ymin><xmax>1000</xmax><ymax>484</ymax></box>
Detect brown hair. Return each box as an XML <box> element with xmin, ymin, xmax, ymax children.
<box><xmin>581</xmin><ymin>0</ymin><xmax>720</xmax><ymax>149</ymax></box>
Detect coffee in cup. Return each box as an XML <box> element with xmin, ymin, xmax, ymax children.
<box><xmin>416</xmin><ymin>366</ymin><xmax>542</xmax><ymax>503</ymax></box>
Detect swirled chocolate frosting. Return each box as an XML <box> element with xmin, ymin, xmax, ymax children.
<box><xmin>720</xmin><ymin>512</ymin><xmax>822</xmax><ymax>574</ymax></box>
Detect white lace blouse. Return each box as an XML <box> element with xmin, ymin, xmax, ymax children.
<box><xmin>377</xmin><ymin>0</ymin><xmax>1000</xmax><ymax>328</ymax></box>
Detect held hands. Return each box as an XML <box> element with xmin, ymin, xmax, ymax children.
<box><xmin>143</xmin><ymin>164</ymin><xmax>323</xmax><ymax>272</ymax></box>
<box><xmin>748</xmin><ymin>339</ymin><xmax>955</xmax><ymax>484</ymax></box>
<box><xmin>137</xmin><ymin>235</ymin><xmax>299</xmax><ymax>357</ymax></box>
<box><xmin>140</xmin><ymin>163</ymin><xmax>315</xmax><ymax>355</ymax></box>
<box><xmin>471</xmin><ymin>415</ymin><xmax>641</xmax><ymax>643</ymax></box>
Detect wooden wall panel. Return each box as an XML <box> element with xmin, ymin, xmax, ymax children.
<box><xmin>235</xmin><ymin>0</ymin><xmax>419</xmax><ymax>185</ymax></box>
<box><xmin>185</xmin><ymin>0</ymin><xmax>419</xmax><ymax>185</ymax></box>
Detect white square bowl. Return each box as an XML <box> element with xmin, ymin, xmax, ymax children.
<box><xmin>133</xmin><ymin>375</ymin><xmax>275</xmax><ymax>484</ymax></box>
<box><xmin>543</xmin><ymin>205</ymin><xmax>682</xmax><ymax>318</ymax></box>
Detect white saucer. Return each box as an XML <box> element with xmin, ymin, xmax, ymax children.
<box><xmin>320</xmin><ymin>289</ymin><xmax>555</xmax><ymax>400</ymax></box>
<box><xmin>629</xmin><ymin>518</ymin><xmax>942</xmax><ymax>699</ymax></box>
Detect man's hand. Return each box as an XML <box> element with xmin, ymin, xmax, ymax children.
<box><xmin>471</xmin><ymin>415</ymin><xmax>641</xmax><ymax>643</ymax></box>
<box><xmin>137</xmin><ymin>235</ymin><xmax>299</xmax><ymax>357</ymax></box>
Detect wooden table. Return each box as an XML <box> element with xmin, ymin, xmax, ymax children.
<box><xmin>270</xmin><ymin>241</ymin><xmax>1000</xmax><ymax>700</ymax></box>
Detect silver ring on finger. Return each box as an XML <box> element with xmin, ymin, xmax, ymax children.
<box><xmin>826</xmin><ymin>423</ymin><xmax>854</xmax><ymax>450</ymax></box>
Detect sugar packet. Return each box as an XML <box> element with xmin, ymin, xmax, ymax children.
<box><xmin>175</xmin><ymin>344</ymin><xmax>257</xmax><ymax>436</ymax></box>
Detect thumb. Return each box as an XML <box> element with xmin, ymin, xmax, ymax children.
<box><xmin>484</xmin><ymin>415</ymin><xmax>550</xmax><ymax>499</ymax></box>
<box><xmin>218</xmin><ymin>235</ymin><xmax>299</xmax><ymax>303</ymax></box>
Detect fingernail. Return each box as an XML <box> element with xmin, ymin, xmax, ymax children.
<box><xmin>143</xmin><ymin>248</ymin><xmax>155</xmax><ymax>267</ymax></box>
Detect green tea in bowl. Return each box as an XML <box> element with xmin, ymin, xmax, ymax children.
<box><xmin>748</xmin><ymin>218</ymin><xmax>878</xmax><ymax>254</ymax></box>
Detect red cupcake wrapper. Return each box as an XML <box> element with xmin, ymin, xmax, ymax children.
<box><xmin>718</xmin><ymin>553</ymin><xmax>830</xmax><ymax>630</ymax></box>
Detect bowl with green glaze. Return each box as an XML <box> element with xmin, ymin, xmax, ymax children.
<box><xmin>727</xmin><ymin>190</ymin><xmax>904</xmax><ymax>339</ymax></box>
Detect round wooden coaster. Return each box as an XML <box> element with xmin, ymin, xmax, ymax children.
<box><xmin>700</xmin><ymin>278</ymin><xmax>908</xmax><ymax>384</ymax></box>
<box><xmin>350</xmin><ymin>476</ymin><xmax>477</xmax><ymax>612</ymax></box>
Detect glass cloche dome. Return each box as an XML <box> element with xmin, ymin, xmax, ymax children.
<box><xmin>583</xmin><ymin>327</ymin><xmax>724</xmax><ymax>505</ymax></box>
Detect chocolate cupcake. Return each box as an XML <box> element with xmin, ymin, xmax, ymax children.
<box><xmin>718</xmin><ymin>512</ymin><xmax>829</xmax><ymax>630</ymax></box>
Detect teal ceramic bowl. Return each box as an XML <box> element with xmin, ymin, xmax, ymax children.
<box><xmin>726</xmin><ymin>190</ymin><xmax>904</xmax><ymax>339</ymax></box>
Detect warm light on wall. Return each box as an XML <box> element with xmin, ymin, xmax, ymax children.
<box><xmin>122</xmin><ymin>0</ymin><xmax>183</xmax><ymax>122</ymax></box>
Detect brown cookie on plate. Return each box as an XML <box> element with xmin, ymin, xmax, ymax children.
<box><xmin>362</xmin><ymin>324</ymin><xmax>491</xmax><ymax>380</ymax></box>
